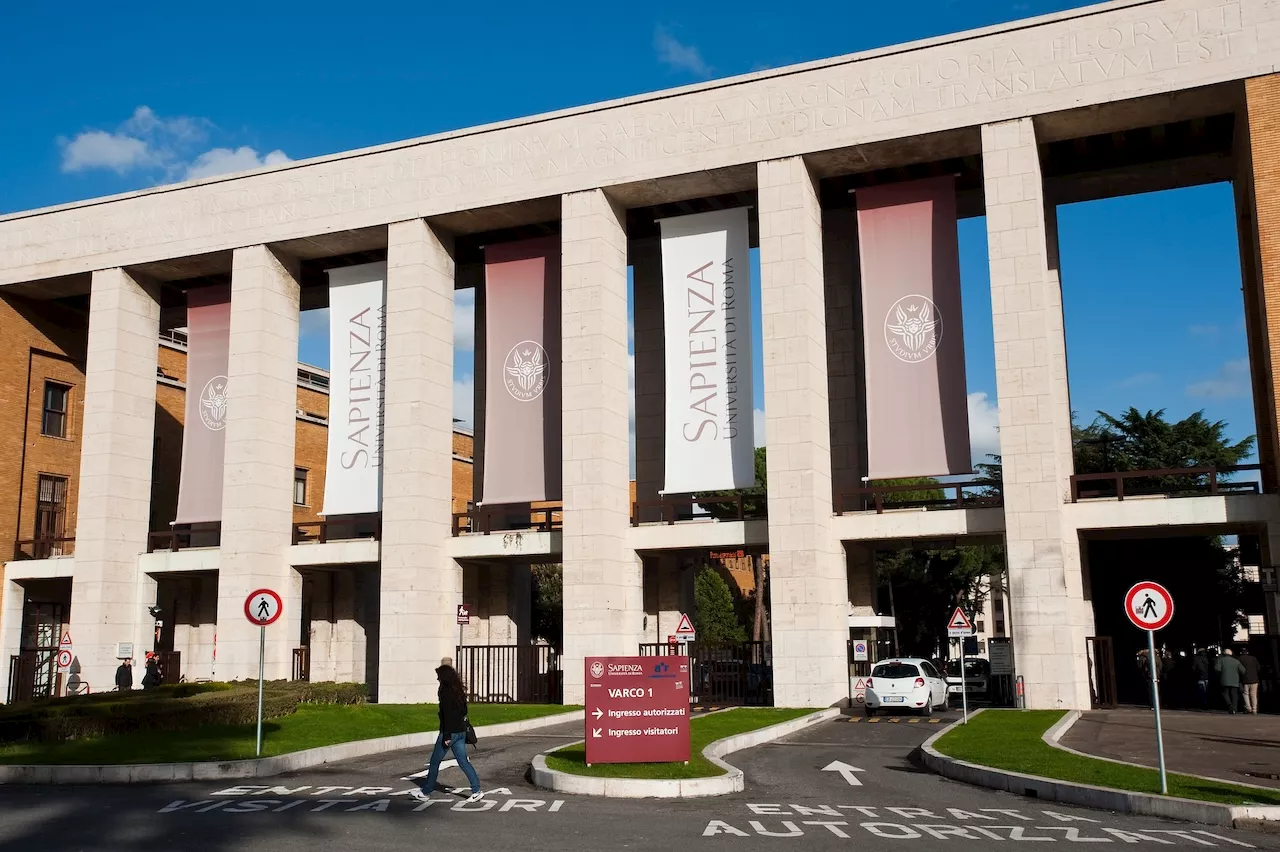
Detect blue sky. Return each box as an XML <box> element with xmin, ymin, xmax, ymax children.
<box><xmin>0</xmin><ymin>0</ymin><xmax>1257</xmax><ymax>469</ymax></box>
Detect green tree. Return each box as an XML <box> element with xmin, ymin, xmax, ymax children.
<box><xmin>694</xmin><ymin>447</ymin><xmax>768</xmax><ymax>519</ymax></box>
<box><xmin>877</xmin><ymin>545</ymin><xmax>1004</xmax><ymax>659</ymax></box>
<box><xmin>530</xmin><ymin>564</ymin><xmax>563</xmax><ymax>652</ymax></box>
<box><xmin>693</xmin><ymin>565</ymin><xmax>748</xmax><ymax>643</ymax></box>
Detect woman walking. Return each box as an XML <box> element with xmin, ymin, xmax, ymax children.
<box><xmin>412</xmin><ymin>658</ymin><xmax>482</xmax><ymax>803</ymax></box>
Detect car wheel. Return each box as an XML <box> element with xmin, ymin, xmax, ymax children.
<box><xmin>921</xmin><ymin>700</ymin><xmax>933</xmax><ymax>718</ymax></box>
<box><xmin>865</xmin><ymin>706</ymin><xmax>876</xmax><ymax>717</ymax></box>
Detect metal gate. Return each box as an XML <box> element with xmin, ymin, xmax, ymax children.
<box><xmin>639</xmin><ymin>641</ymin><xmax>773</xmax><ymax>706</ymax></box>
<box><xmin>454</xmin><ymin>645</ymin><xmax>562</xmax><ymax>704</ymax></box>
<box><xmin>1087</xmin><ymin>636</ymin><xmax>1118</xmax><ymax>709</ymax></box>
<box><xmin>8</xmin><ymin>601</ymin><xmax>64</xmax><ymax>703</ymax></box>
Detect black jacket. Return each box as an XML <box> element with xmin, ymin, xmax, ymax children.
<box><xmin>1240</xmin><ymin>653</ymin><xmax>1262</xmax><ymax>685</ymax></box>
<box><xmin>115</xmin><ymin>664</ymin><xmax>132</xmax><ymax>690</ymax></box>
<box><xmin>437</xmin><ymin>669</ymin><xmax>468</xmax><ymax>734</ymax></box>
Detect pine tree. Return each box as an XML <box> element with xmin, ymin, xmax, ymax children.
<box><xmin>693</xmin><ymin>566</ymin><xmax>748</xmax><ymax>643</ymax></box>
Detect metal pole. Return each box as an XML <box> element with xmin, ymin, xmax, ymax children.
<box><xmin>256</xmin><ymin>624</ymin><xmax>265</xmax><ymax>757</ymax></box>
<box><xmin>960</xmin><ymin>640</ymin><xmax>969</xmax><ymax>725</ymax></box>
<box><xmin>1147</xmin><ymin>629</ymin><xmax>1168</xmax><ymax>795</ymax></box>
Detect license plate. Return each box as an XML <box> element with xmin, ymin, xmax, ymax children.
<box><xmin>884</xmin><ymin>696</ymin><xmax>905</xmax><ymax>703</ymax></box>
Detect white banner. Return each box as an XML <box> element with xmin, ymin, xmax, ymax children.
<box><xmin>322</xmin><ymin>262</ymin><xmax>386</xmax><ymax>516</ymax></box>
<box><xmin>660</xmin><ymin>208</ymin><xmax>755</xmax><ymax>494</ymax></box>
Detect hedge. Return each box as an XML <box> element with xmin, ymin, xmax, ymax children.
<box><xmin>0</xmin><ymin>680</ymin><xmax>367</xmax><ymax>744</ymax></box>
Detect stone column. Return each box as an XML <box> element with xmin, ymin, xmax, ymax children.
<box><xmin>632</xmin><ymin>238</ymin><xmax>665</xmax><ymax>522</ymax></box>
<box><xmin>823</xmin><ymin>208</ymin><xmax>866</xmax><ymax>505</ymax></box>
<box><xmin>71</xmin><ymin>267</ymin><xmax>160</xmax><ymax>690</ymax></box>
<box><xmin>379</xmin><ymin>218</ymin><xmax>459</xmax><ymax>703</ymax></box>
<box><xmin>214</xmin><ymin>245</ymin><xmax>301</xmax><ymax>681</ymax></box>
<box><xmin>757</xmin><ymin>156</ymin><xmax>848</xmax><ymax>708</ymax></box>
<box><xmin>982</xmin><ymin>117</ymin><xmax>1090</xmax><ymax>710</ymax></box>
<box><xmin>560</xmin><ymin>188</ymin><xmax>642</xmax><ymax>704</ymax></box>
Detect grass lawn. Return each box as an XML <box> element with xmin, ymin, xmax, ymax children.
<box><xmin>543</xmin><ymin>708</ymin><xmax>815</xmax><ymax>780</ymax></box>
<box><xmin>934</xmin><ymin>709</ymin><xmax>1280</xmax><ymax>806</ymax></box>
<box><xmin>0</xmin><ymin>703</ymin><xmax>574</xmax><ymax>766</ymax></box>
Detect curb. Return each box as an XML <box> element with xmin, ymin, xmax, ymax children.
<box><xmin>0</xmin><ymin>709</ymin><xmax>584</xmax><ymax>786</ymax></box>
<box><xmin>530</xmin><ymin>707</ymin><xmax>841</xmax><ymax>798</ymax></box>
<box><xmin>917</xmin><ymin>709</ymin><xmax>1280</xmax><ymax>828</ymax></box>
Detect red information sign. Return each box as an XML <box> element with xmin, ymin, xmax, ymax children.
<box><xmin>584</xmin><ymin>655</ymin><xmax>691</xmax><ymax>765</ymax></box>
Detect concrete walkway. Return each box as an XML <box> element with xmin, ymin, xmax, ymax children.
<box><xmin>1061</xmin><ymin>707</ymin><xmax>1280</xmax><ymax>788</ymax></box>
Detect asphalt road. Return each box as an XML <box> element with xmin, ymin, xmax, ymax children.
<box><xmin>0</xmin><ymin>711</ymin><xmax>1274</xmax><ymax>851</ymax></box>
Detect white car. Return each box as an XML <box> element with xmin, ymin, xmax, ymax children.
<box><xmin>864</xmin><ymin>658</ymin><xmax>949</xmax><ymax>717</ymax></box>
<box><xmin>945</xmin><ymin>657</ymin><xmax>991</xmax><ymax>701</ymax></box>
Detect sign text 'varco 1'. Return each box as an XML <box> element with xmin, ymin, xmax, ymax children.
<box><xmin>584</xmin><ymin>656</ymin><xmax>691</xmax><ymax>765</ymax></box>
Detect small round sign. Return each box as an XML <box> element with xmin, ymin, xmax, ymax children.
<box><xmin>57</xmin><ymin>649</ymin><xmax>72</xmax><ymax>669</ymax></box>
<box><xmin>1125</xmin><ymin>581</ymin><xmax>1174</xmax><ymax>632</ymax></box>
<box><xmin>244</xmin><ymin>589</ymin><xmax>283</xmax><ymax>626</ymax></box>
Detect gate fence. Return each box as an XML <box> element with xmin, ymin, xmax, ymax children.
<box><xmin>455</xmin><ymin>644</ymin><xmax>562</xmax><ymax>704</ymax></box>
<box><xmin>639</xmin><ymin>640</ymin><xmax>773</xmax><ymax>706</ymax></box>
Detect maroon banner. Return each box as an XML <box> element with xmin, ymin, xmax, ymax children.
<box><xmin>481</xmin><ymin>237</ymin><xmax>561</xmax><ymax>505</ymax></box>
<box><xmin>856</xmin><ymin>176</ymin><xmax>971</xmax><ymax>479</ymax></box>
<box><xmin>175</xmin><ymin>284</ymin><xmax>232</xmax><ymax>524</ymax></box>
<box><xmin>584</xmin><ymin>656</ymin><xmax>691</xmax><ymax>765</ymax></box>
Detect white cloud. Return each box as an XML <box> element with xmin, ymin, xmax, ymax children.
<box><xmin>184</xmin><ymin>146</ymin><xmax>291</xmax><ymax>180</ymax></box>
<box><xmin>454</xmin><ymin>373</ymin><xmax>475</xmax><ymax>427</ymax></box>
<box><xmin>754</xmin><ymin>409</ymin><xmax>766</xmax><ymax>448</ymax></box>
<box><xmin>58</xmin><ymin>105</ymin><xmax>287</xmax><ymax>183</ymax></box>
<box><xmin>1117</xmin><ymin>372</ymin><xmax>1159</xmax><ymax>389</ymax></box>
<box><xmin>1186</xmin><ymin>358</ymin><xmax>1251</xmax><ymax>400</ymax></box>
<box><xmin>454</xmin><ymin>289</ymin><xmax>476</xmax><ymax>352</ymax></box>
<box><xmin>968</xmin><ymin>391</ymin><xmax>1001</xmax><ymax>464</ymax></box>
<box><xmin>654</xmin><ymin>26</ymin><xmax>711</xmax><ymax>77</ymax></box>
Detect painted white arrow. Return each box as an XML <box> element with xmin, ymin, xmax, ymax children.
<box><xmin>592</xmin><ymin>708</ymin><xmax>603</xmax><ymax>720</ymax></box>
<box><xmin>592</xmin><ymin>727</ymin><xmax>603</xmax><ymax>738</ymax></box>
<box><xmin>822</xmin><ymin>760</ymin><xmax>865</xmax><ymax>786</ymax></box>
<box><xmin>402</xmin><ymin>759</ymin><xmax>457</xmax><ymax>780</ymax></box>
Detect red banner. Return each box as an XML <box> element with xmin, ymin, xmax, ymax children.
<box><xmin>175</xmin><ymin>284</ymin><xmax>231</xmax><ymax>524</ymax></box>
<box><xmin>481</xmin><ymin>237</ymin><xmax>562</xmax><ymax>504</ymax></box>
<box><xmin>584</xmin><ymin>655</ymin><xmax>691</xmax><ymax>765</ymax></box>
<box><xmin>857</xmin><ymin>176</ymin><xmax>971</xmax><ymax>479</ymax></box>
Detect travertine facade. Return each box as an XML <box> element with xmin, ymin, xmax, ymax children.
<box><xmin>4</xmin><ymin>0</ymin><xmax>1280</xmax><ymax>709</ymax></box>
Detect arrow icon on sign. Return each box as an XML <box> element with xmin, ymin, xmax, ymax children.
<box><xmin>592</xmin><ymin>708</ymin><xmax>603</xmax><ymax>720</ymax></box>
<box><xmin>822</xmin><ymin>760</ymin><xmax>865</xmax><ymax>786</ymax></box>
<box><xmin>592</xmin><ymin>728</ymin><xmax>603</xmax><ymax>738</ymax></box>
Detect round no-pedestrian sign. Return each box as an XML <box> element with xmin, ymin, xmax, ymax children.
<box><xmin>1124</xmin><ymin>581</ymin><xmax>1173</xmax><ymax>632</ymax></box>
<box><xmin>244</xmin><ymin>589</ymin><xmax>283</xmax><ymax>626</ymax></box>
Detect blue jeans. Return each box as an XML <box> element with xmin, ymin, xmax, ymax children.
<box><xmin>420</xmin><ymin>731</ymin><xmax>480</xmax><ymax>794</ymax></box>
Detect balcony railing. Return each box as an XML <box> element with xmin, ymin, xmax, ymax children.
<box><xmin>1069</xmin><ymin>464</ymin><xmax>1262</xmax><ymax>502</ymax></box>
<box><xmin>292</xmin><ymin>517</ymin><xmax>381</xmax><ymax>545</ymax></box>
<box><xmin>630</xmin><ymin>494</ymin><xmax>767</xmax><ymax>526</ymax></box>
<box><xmin>836</xmin><ymin>479</ymin><xmax>1001</xmax><ymax>515</ymax></box>
<box><xmin>451</xmin><ymin>504</ymin><xmax>561</xmax><ymax>537</ymax></box>
<box><xmin>12</xmin><ymin>537</ymin><xmax>76</xmax><ymax>560</ymax></box>
<box><xmin>147</xmin><ymin>524</ymin><xmax>221</xmax><ymax>553</ymax></box>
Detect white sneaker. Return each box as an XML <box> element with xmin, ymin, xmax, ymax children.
<box><xmin>465</xmin><ymin>791</ymin><xmax>484</xmax><ymax>804</ymax></box>
<box><xmin>410</xmin><ymin>789</ymin><xmax>431</xmax><ymax>802</ymax></box>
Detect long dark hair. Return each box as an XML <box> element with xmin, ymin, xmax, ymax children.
<box><xmin>438</xmin><ymin>665</ymin><xmax>466</xmax><ymax>703</ymax></box>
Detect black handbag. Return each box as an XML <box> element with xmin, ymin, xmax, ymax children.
<box><xmin>464</xmin><ymin>716</ymin><xmax>478</xmax><ymax>746</ymax></box>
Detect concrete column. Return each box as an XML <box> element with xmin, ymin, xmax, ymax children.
<box><xmin>632</xmin><ymin>238</ymin><xmax>665</xmax><ymax>522</ymax></box>
<box><xmin>0</xmin><ymin>579</ymin><xmax>25</xmax><ymax>695</ymax></box>
<box><xmin>560</xmin><ymin>188</ymin><xmax>643</xmax><ymax>704</ymax></box>
<box><xmin>379</xmin><ymin>218</ymin><xmax>459</xmax><ymax>703</ymax></box>
<box><xmin>845</xmin><ymin>543</ymin><xmax>876</xmax><ymax>618</ymax></box>
<box><xmin>642</xmin><ymin>554</ymin><xmax>683</xmax><ymax>643</ymax></box>
<box><xmin>982</xmin><ymin>118</ymin><xmax>1090</xmax><ymax>710</ymax></box>
<box><xmin>823</xmin><ymin>208</ymin><xmax>866</xmax><ymax>504</ymax></box>
<box><xmin>214</xmin><ymin>245</ymin><xmax>301</xmax><ymax>681</ymax></box>
<box><xmin>757</xmin><ymin>156</ymin><xmax>848</xmax><ymax>708</ymax></box>
<box><xmin>71</xmin><ymin>267</ymin><xmax>160</xmax><ymax>690</ymax></box>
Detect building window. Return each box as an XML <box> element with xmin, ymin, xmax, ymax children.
<box><xmin>41</xmin><ymin>382</ymin><xmax>69</xmax><ymax>438</ymax></box>
<box><xmin>35</xmin><ymin>475</ymin><xmax>68</xmax><ymax>556</ymax></box>
<box><xmin>294</xmin><ymin>468</ymin><xmax>308</xmax><ymax>506</ymax></box>
<box><xmin>976</xmin><ymin>620</ymin><xmax>985</xmax><ymax>634</ymax></box>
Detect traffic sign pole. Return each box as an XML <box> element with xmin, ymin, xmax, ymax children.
<box><xmin>960</xmin><ymin>640</ymin><xmax>968</xmax><ymax>725</ymax></box>
<box><xmin>1147</xmin><ymin>628</ymin><xmax>1167</xmax><ymax>795</ymax></box>
<box><xmin>256</xmin><ymin>624</ymin><xmax>266</xmax><ymax>757</ymax></box>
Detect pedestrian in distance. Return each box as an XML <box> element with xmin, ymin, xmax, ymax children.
<box><xmin>412</xmin><ymin>658</ymin><xmax>482</xmax><ymax>804</ymax></box>
<box><xmin>114</xmin><ymin>658</ymin><xmax>133</xmax><ymax>691</ymax></box>
<box><xmin>141</xmin><ymin>653</ymin><xmax>162</xmax><ymax>690</ymax></box>
<box><xmin>1239</xmin><ymin>647</ymin><xmax>1263</xmax><ymax>715</ymax></box>
<box><xmin>1215</xmin><ymin>648</ymin><xmax>1246</xmax><ymax>714</ymax></box>
<box><xmin>1137</xmin><ymin>648</ymin><xmax>1162</xmax><ymax>710</ymax></box>
<box><xmin>1192</xmin><ymin>648</ymin><xmax>1210</xmax><ymax>710</ymax></box>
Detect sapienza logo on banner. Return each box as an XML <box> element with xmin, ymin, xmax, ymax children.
<box><xmin>504</xmin><ymin>340</ymin><xmax>548</xmax><ymax>402</ymax></box>
<box><xmin>884</xmin><ymin>294</ymin><xmax>943</xmax><ymax>363</ymax></box>
<box><xmin>199</xmin><ymin>375</ymin><xmax>229</xmax><ymax>431</ymax></box>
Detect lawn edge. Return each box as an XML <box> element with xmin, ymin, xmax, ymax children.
<box><xmin>920</xmin><ymin>708</ymin><xmax>1280</xmax><ymax>828</ymax></box>
<box><xmin>0</xmin><ymin>709</ymin><xmax>584</xmax><ymax>786</ymax></box>
<box><xmin>530</xmin><ymin>707</ymin><xmax>840</xmax><ymax>799</ymax></box>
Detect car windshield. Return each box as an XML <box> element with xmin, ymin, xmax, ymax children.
<box><xmin>946</xmin><ymin>659</ymin><xmax>990</xmax><ymax>677</ymax></box>
<box><xmin>872</xmin><ymin>662</ymin><xmax>920</xmax><ymax>679</ymax></box>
